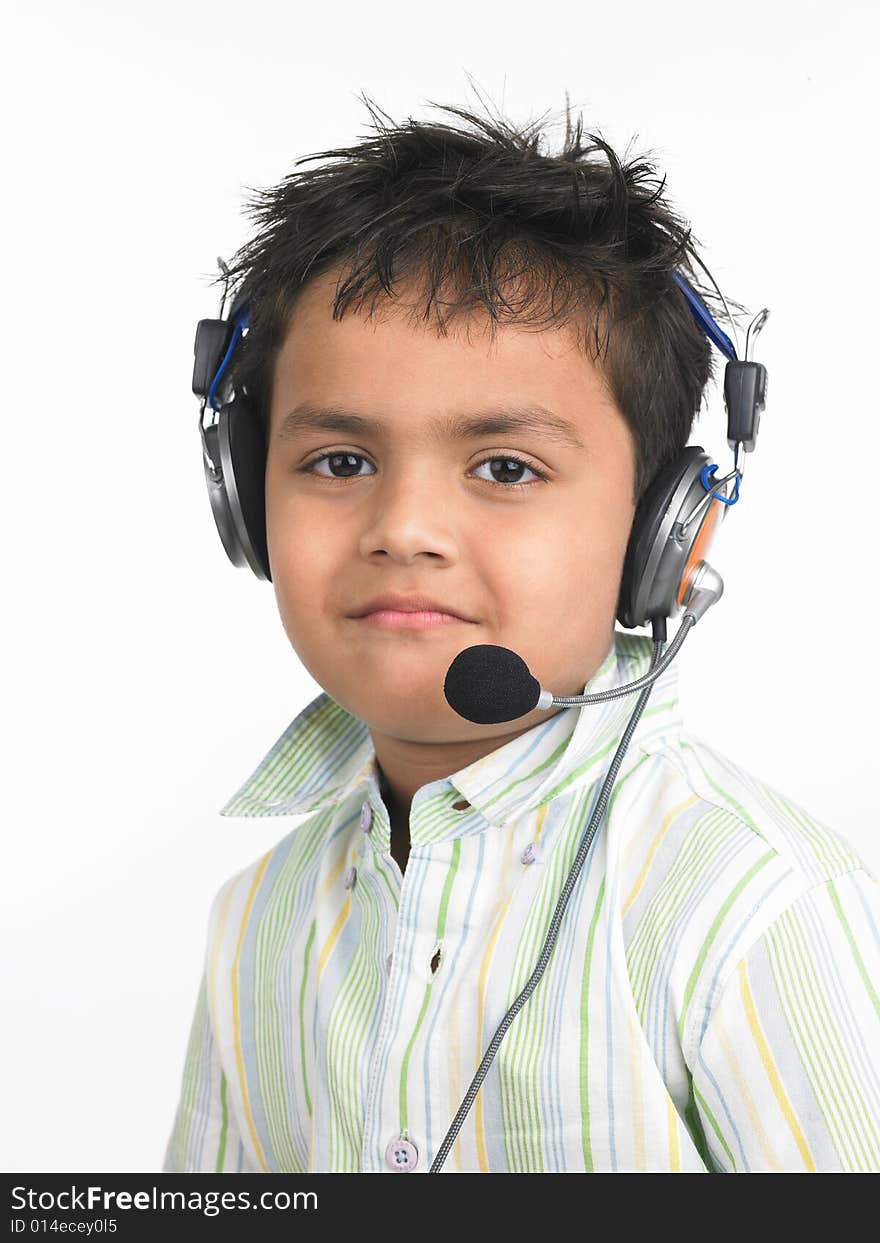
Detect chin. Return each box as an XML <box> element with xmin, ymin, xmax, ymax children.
<box><xmin>360</xmin><ymin>690</ymin><xmax>458</xmax><ymax>727</ymax></box>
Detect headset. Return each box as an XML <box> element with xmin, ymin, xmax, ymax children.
<box><xmin>190</xmin><ymin>257</ymin><xmax>770</xmax><ymax>1173</ymax></box>
<box><xmin>192</xmin><ymin>259</ymin><xmax>769</xmax><ymax>633</ymax></box>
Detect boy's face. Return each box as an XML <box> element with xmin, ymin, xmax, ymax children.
<box><xmin>264</xmin><ymin>269</ymin><xmax>637</xmax><ymax>777</ymax></box>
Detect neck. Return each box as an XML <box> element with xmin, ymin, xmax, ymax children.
<box><xmin>378</xmin><ymin>766</ymin><xmax>412</xmax><ymax>874</ymax></box>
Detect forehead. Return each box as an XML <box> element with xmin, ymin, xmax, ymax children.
<box><xmin>269</xmin><ymin>268</ymin><xmax>619</xmax><ymax>440</ymax></box>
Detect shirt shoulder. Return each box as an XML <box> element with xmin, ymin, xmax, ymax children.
<box><xmin>634</xmin><ymin>725</ymin><xmax>872</xmax><ymax>887</ymax></box>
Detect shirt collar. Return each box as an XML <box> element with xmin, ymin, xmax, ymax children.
<box><xmin>219</xmin><ymin>630</ymin><xmax>682</xmax><ymax>825</ymax></box>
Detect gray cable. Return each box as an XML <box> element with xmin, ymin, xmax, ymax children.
<box><xmin>429</xmin><ymin>637</ymin><xmax>666</xmax><ymax>1173</ymax></box>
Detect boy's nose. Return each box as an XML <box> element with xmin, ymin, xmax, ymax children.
<box><xmin>357</xmin><ymin>485</ymin><xmax>459</xmax><ymax>563</ymax></box>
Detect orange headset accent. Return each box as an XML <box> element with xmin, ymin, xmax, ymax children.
<box><xmin>677</xmin><ymin>497</ymin><xmax>723</xmax><ymax>608</ymax></box>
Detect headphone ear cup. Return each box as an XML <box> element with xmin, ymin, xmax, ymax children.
<box><xmin>617</xmin><ymin>445</ymin><xmax>717</xmax><ymax>629</ymax></box>
<box><xmin>203</xmin><ymin>396</ymin><xmax>271</xmax><ymax>581</ymax></box>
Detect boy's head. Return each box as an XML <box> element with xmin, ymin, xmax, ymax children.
<box><xmin>217</xmin><ymin>100</ymin><xmax>723</xmax><ymax>760</ymax></box>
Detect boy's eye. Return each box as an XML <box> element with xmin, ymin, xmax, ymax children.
<box><xmin>298</xmin><ymin>451</ymin><xmax>547</xmax><ymax>489</ymax></box>
<box><xmin>470</xmin><ymin>456</ymin><xmax>546</xmax><ymax>487</ymax></box>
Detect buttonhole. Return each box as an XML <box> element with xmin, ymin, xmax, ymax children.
<box><xmin>430</xmin><ymin>942</ymin><xmax>442</xmax><ymax>976</ymax></box>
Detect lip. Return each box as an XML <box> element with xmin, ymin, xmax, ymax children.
<box><xmin>355</xmin><ymin>609</ymin><xmax>473</xmax><ymax>630</ymax></box>
<box><xmin>350</xmin><ymin>594</ymin><xmax>475</xmax><ymax>623</ymax></box>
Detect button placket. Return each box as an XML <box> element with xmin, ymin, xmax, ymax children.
<box><xmin>365</xmin><ymin>791</ymin><xmax>452</xmax><ymax>1174</ymax></box>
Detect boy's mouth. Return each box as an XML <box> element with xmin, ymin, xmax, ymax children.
<box><xmin>353</xmin><ymin>609</ymin><xmax>475</xmax><ymax>631</ymax></box>
<box><xmin>349</xmin><ymin>592</ymin><xmax>477</xmax><ymax>626</ymax></box>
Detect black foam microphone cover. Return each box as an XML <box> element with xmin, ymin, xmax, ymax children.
<box><xmin>443</xmin><ymin>644</ymin><xmax>542</xmax><ymax>724</ymax></box>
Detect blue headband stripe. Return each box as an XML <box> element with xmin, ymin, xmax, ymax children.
<box><xmin>207</xmin><ymin>304</ymin><xmax>251</xmax><ymax>412</ymax></box>
<box><xmin>671</xmin><ymin>272</ymin><xmax>737</xmax><ymax>362</ymax></box>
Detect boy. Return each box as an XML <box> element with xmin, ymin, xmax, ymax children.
<box><xmin>164</xmin><ymin>101</ymin><xmax>880</xmax><ymax>1173</ymax></box>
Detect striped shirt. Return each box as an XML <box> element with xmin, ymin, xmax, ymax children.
<box><xmin>163</xmin><ymin>631</ymin><xmax>880</xmax><ymax>1173</ymax></box>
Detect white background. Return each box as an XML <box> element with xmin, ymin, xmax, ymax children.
<box><xmin>3</xmin><ymin>0</ymin><xmax>878</xmax><ymax>1174</ymax></box>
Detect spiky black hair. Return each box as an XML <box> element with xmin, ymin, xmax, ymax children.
<box><xmin>211</xmin><ymin>94</ymin><xmax>742</xmax><ymax>499</ymax></box>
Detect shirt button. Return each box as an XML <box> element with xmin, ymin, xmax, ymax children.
<box><xmin>343</xmin><ymin>866</ymin><xmax>357</xmax><ymax>891</ymax></box>
<box><xmin>452</xmin><ymin>798</ymin><xmax>470</xmax><ymax>811</ymax></box>
<box><xmin>521</xmin><ymin>842</ymin><xmax>537</xmax><ymax>866</ymax></box>
<box><xmin>360</xmin><ymin>801</ymin><xmax>373</xmax><ymax>833</ymax></box>
<box><xmin>384</xmin><ymin>1135</ymin><xmax>419</xmax><ymax>1172</ymax></box>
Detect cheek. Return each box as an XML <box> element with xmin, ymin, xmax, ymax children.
<box><xmin>512</xmin><ymin>493</ymin><xmax>633</xmax><ymax>593</ymax></box>
<box><xmin>265</xmin><ymin>472</ymin><xmax>338</xmax><ymax>574</ymax></box>
<box><xmin>265</xmin><ymin>511</ymin><xmax>342</xmax><ymax>640</ymax></box>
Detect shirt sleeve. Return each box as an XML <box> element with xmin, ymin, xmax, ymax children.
<box><xmin>162</xmin><ymin>970</ymin><xmax>259</xmax><ymax>1173</ymax></box>
<box><xmin>688</xmin><ymin>867</ymin><xmax>880</xmax><ymax>1172</ymax></box>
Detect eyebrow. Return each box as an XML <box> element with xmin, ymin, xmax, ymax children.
<box><xmin>275</xmin><ymin>402</ymin><xmax>585</xmax><ymax>449</ymax></box>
